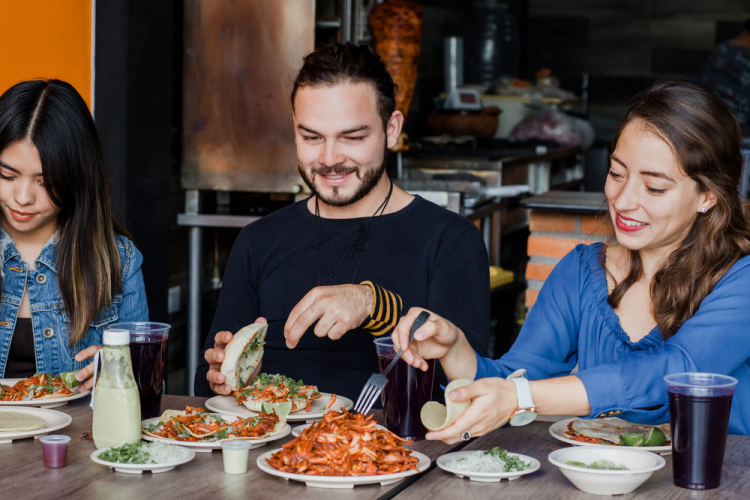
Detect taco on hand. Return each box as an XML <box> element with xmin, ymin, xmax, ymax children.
<box><xmin>220</xmin><ymin>323</ymin><xmax>267</xmax><ymax>392</ymax></box>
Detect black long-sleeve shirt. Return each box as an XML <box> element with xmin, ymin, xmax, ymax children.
<box><xmin>194</xmin><ymin>196</ymin><xmax>490</xmax><ymax>401</ymax></box>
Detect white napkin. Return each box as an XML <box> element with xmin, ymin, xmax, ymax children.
<box><xmin>89</xmin><ymin>349</ymin><xmax>102</xmax><ymax>410</ymax></box>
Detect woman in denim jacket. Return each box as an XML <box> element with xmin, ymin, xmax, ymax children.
<box><xmin>0</xmin><ymin>79</ymin><xmax>149</xmax><ymax>389</ymax></box>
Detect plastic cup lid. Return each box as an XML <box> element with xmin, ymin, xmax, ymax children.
<box><xmin>39</xmin><ymin>434</ymin><xmax>72</xmax><ymax>445</ymax></box>
<box><xmin>664</xmin><ymin>372</ymin><xmax>738</xmax><ymax>389</ymax></box>
<box><xmin>103</xmin><ymin>329</ymin><xmax>130</xmax><ymax>346</ymax></box>
<box><xmin>221</xmin><ymin>440</ymin><xmax>252</xmax><ymax>450</ymax></box>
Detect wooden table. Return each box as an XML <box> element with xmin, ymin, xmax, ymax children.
<box><xmin>0</xmin><ymin>395</ymin><xmax>456</xmax><ymax>500</ymax></box>
<box><xmin>395</xmin><ymin>419</ymin><xmax>750</xmax><ymax>500</ymax></box>
<box><xmin>2</xmin><ymin>396</ymin><xmax>748</xmax><ymax>499</ymax></box>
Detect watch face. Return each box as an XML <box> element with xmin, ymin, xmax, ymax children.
<box><xmin>510</xmin><ymin>410</ymin><xmax>538</xmax><ymax>426</ymax></box>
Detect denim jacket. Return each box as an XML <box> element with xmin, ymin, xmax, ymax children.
<box><xmin>0</xmin><ymin>229</ymin><xmax>149</xmax><ymax>376</ymax></box>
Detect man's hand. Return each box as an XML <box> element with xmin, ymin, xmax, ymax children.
<box><xmin>205</xmin><ymin>317</ymin><xmax>267</xmax><ymax>395</ymax></box>
<box><xmin>284</xmin><ymin>285</ymin><xmax>373</xmax><ymax>348</ymax></box>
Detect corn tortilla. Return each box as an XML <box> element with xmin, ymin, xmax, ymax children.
<box><xmin>420</xmin><ymin>379</ymin><xmax>473</xmax><ymax>431</ymax></box>
<box><xmin>0</xmin><ymin>411</ymin><xmax>46</xmax><ymax>432</ymax></box>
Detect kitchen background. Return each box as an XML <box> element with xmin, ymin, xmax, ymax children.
<box><xmin>1</xmin><ymin>0</ymin><xmax>747</xmax><ymax>395</ymax></box>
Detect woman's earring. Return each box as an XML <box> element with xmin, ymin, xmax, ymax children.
<box><xmin>700</xmin><ymin>207</ymin><xmax>707</xmax><ymax>213</ymax></box>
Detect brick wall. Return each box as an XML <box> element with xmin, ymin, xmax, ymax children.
<box><xmin>525</xmin><ymin>210</ymin><xmax>611</xmax><ymax>307</ymax></box>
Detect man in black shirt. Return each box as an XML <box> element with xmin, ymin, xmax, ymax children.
<box><xmin>194</xmin><ymin>43</ymin><xmax>489</xmax><ymax>399</ymax></box>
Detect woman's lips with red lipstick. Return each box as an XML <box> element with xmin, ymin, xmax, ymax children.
<box><xmin>9</xmin><ymin>209</ymin><xmax>37</xmax><ymax>222</ymax></box>
<box><xmin>615</xmin><ymin>212</ymin><xmax>648</xmax><ymax>232</ymax></box>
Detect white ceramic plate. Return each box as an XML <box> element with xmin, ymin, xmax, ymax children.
<box><xmin>0</xmin><ymin>407</ymin><xmax>72</xmax><ymax>443</ymax></box>
<box><xmin>257</xmin><ymin>448</ymin><xmax>430</xmax><ymax>489</ymax></box>
<box><xmin>205</xmin><ymin>393</ymin><xmax>352</xmax><ymax>422</ymax></box>
<box><xmin>91</xmin><ymin>444</ymin><xmax>196</xmax><ymax>474</ymax></box>
<box><xmin>549</xmin><ymin>418</ymin><xmax>672</xmax><ymax>456</ymax></box>
<box><xmin>0</xmin><ymin>378</ymin><xmax>90</xmax><ymax>408</ymax></box>
<box><xmin>291</xmin><ymin>421</ymin><xmax>389</xmax><ymax>437</ymax></box>
<box><xmin>141</xmin><ymin>412</ymin><xmax>291</xmax><ymax>453</ymax></box>
<box><xmin>437</xmin><ymin>451</ymin><xmax>541</xmax><ymax>482</ymax></box>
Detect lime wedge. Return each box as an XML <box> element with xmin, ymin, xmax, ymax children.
<box><xmin>619</xmin><ymin>432</ymin><xmax>646</xmax><ymax>446</ymax></box>
<box><xmin>643</xmin><ymin>426</ymin><xmax>667</xmax><ymax>447</ymax></box>
<box><xmin>261</xmin><ymin>401</ymin><xmax>293</xmax><ymax>416</ymax></box>
<box><xmin>60</xmin><ymin>370</ymin><xmax>81</xmax><ymax>389</ymax></box>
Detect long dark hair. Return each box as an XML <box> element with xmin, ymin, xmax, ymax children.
<box><xmin>605</xmin><ymin>79</ymin><xmax>750</xmax><ymax>339</ymax></box>
<box><xmin>0</xmin><ymin>79</ymin><xmax>128</xmax><ymax>345</ymax></box>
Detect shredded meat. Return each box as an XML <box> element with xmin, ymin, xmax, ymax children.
<box><xmin>267</xmin><ymin>409</ymin><xmax>419</xmax><ymax>476</ymax></box>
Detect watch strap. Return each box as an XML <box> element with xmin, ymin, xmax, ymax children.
<box><xmin>508</xmin><ymin>373</ymin><xmax>535</xmax><ymax>410</ymax></box>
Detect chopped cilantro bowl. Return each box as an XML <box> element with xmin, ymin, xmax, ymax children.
<box><xmin>97</xmin><ymin>441</ymin><xmax>190</xmax><ymax>464</ymax></box>
<box><xmin>448</xmin><ymin>447</ymin><xmax>532</xmax><ymax>473</ymax></box>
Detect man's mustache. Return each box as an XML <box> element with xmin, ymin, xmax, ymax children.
<box><xmin>312</xmin><ymin>165</ymin><xmax>359</xmax><ymax>176</ymax></box>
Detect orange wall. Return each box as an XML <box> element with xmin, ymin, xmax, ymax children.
<box><xmin>0</xmin><ymin>0</ymin><xmax>93</xmax><ymax>108</ymax></box>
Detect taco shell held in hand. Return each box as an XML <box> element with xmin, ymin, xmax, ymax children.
<box><xmin>420</xmin><ymin>379</ymin><xmax>473</xmax><ymax>431</ymax></box>
<box><xmin>220</xmin><ymin>323</ymin><xmax>267</xmax><ymax>392</ymax></box>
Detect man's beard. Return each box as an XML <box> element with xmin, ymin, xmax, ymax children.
<box><xmin>299</xmin><ymin>147</ymin><xmax>389</xmax><ymax>208</ymax></box>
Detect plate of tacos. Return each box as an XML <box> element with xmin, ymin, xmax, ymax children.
<box><xmin>141</xmin><ymin>406</ymin><xmax>290</xmax><ymax>452</ymax></box>
<box><xmin>206</xmin><ymin>322</ymin><xmax>353</xmax><ymax>420</ymax></box>
<box><xmin>205</xmin><ymin>374</ymin><xmax>353</xmax><ymax>422</ymax></box>
<box><xmin>549</xmin><ymin>417</ymin><xmax>672</xmax><ymax>455</ymax></box>
<box><xmin>0</xmin><ymin>373</ymin><xmax>90</xmax><ymax>408</ymax></box>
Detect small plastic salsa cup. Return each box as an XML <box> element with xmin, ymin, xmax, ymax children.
<box><xmin>221</xmin><ymin>440</ymin><xmax>252</xmax><ymax>474</ymax></box>
<box><xmin>39</xmin><ymin>435</ymin><xmax>72</xmax><ymax>468</ymax></box>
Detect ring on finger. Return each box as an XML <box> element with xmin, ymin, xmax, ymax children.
<box><xmin>461</xmin><ymin>430</ymin><xmax>471</xmax><ymax>441</ymax></box>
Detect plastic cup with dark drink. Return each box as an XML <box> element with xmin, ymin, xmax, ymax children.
<box><xmin>664</xmin><ymin>372</ymin><xmax>738</xmax><ymax>490</ymax></box>
<box><xmin>373</xmin><ymin>337</ymin><xmax>435</xmax><ymax>441</ymax></box>
<box><xmin>39</xmin><ymin>435</ymin><xmax>71</xmax><ymax>468</ymax></box>
<box><xmin>111</xmin><ymin>322</ymin><xmax>170</xmax><ymax>420</ymax></box>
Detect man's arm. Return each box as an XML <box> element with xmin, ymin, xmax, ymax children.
<box><xmin>194</xmin><ymin>230</ymin><xmax>259</xmax><ymax>396</ymax></box>
<box><xmin>359</xmin><ymin>281</ymin><xmax>408</xmax><ymax>336</ymax></box>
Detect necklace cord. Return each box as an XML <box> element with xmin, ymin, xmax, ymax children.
<box><xmin>314</xmin><ymin>179</ymin><xmax>394</xmax><ymax>286</ymax></box>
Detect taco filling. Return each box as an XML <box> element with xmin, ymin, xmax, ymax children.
<box><xmin>142</xmin><ymin>406</ymin><xmax>284</xmax><ymax>442</ymax></box>
<box><xmin>564</xmin><ymin>417</ymin><xmax>671</xmax><ymax>446</ymax></box>
<box><xmin>234</xmin><ymin>373</ymin><xmax>321</xmax><ymax>413</ymax></box>
<box><xmin>0</xmin><ymin>373</ymin><xmax>74</xmax><ymax>401</ymax></box>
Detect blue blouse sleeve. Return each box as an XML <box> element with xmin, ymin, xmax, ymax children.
<box><xmin>475</xmin><ymin>245</ymin><xmax>585</xmax><ymax>381</ymax></box>
<box><xmin>576</xmin><ymin>256</ymin><xmax>750</xmax><ymax>424</ymax></box>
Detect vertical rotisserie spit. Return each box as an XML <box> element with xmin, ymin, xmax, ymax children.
<box><xmin>369</xmin><ymin>0</ymin><xmax>422</xmax><ymax>149</ymax></box>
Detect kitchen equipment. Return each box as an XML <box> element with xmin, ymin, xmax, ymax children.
<box><xmin>182</xmin><ymin>0</ymin><xmax>314</xmax><ymax>192</ymax></box>
<box><xmin>443</xmin><ymin>88</ymin><xmax>483</xmax><ymax>111</ymax></box>
<box><xmin>426</xmin><ymin>106</ymin><xmax>500</xmax><ymax>138</ymax></box>
<box><xmin>444</xmin><ymin>37</ymin><xmax>464</xmax><ymax>94</ymax></box>
<box><xmin>464</xmin><ymin>1</ymin><xmax>520</xmax><ymax>85</ymax></box>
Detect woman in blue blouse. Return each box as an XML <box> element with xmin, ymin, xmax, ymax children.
<box><xmin>0</xmin><ymin>80</ymin><xmax>149</xmax><ymax>388</ymax></box>
<box><xmin>393</xmin><ymin>79</ymin><xmax>750</xmax><ymax>441</ymax></box>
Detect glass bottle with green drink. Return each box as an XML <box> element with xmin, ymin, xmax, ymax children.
<box><xmin>92</xmin><ymin>329</ymin><xmax>142</xmax><ymax>449</ymax></box>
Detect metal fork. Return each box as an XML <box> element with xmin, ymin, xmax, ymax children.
<box><xmin>353</xmin><ymin>310</ymin><xmax>431</xmax><ymax>415</ymax></box>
